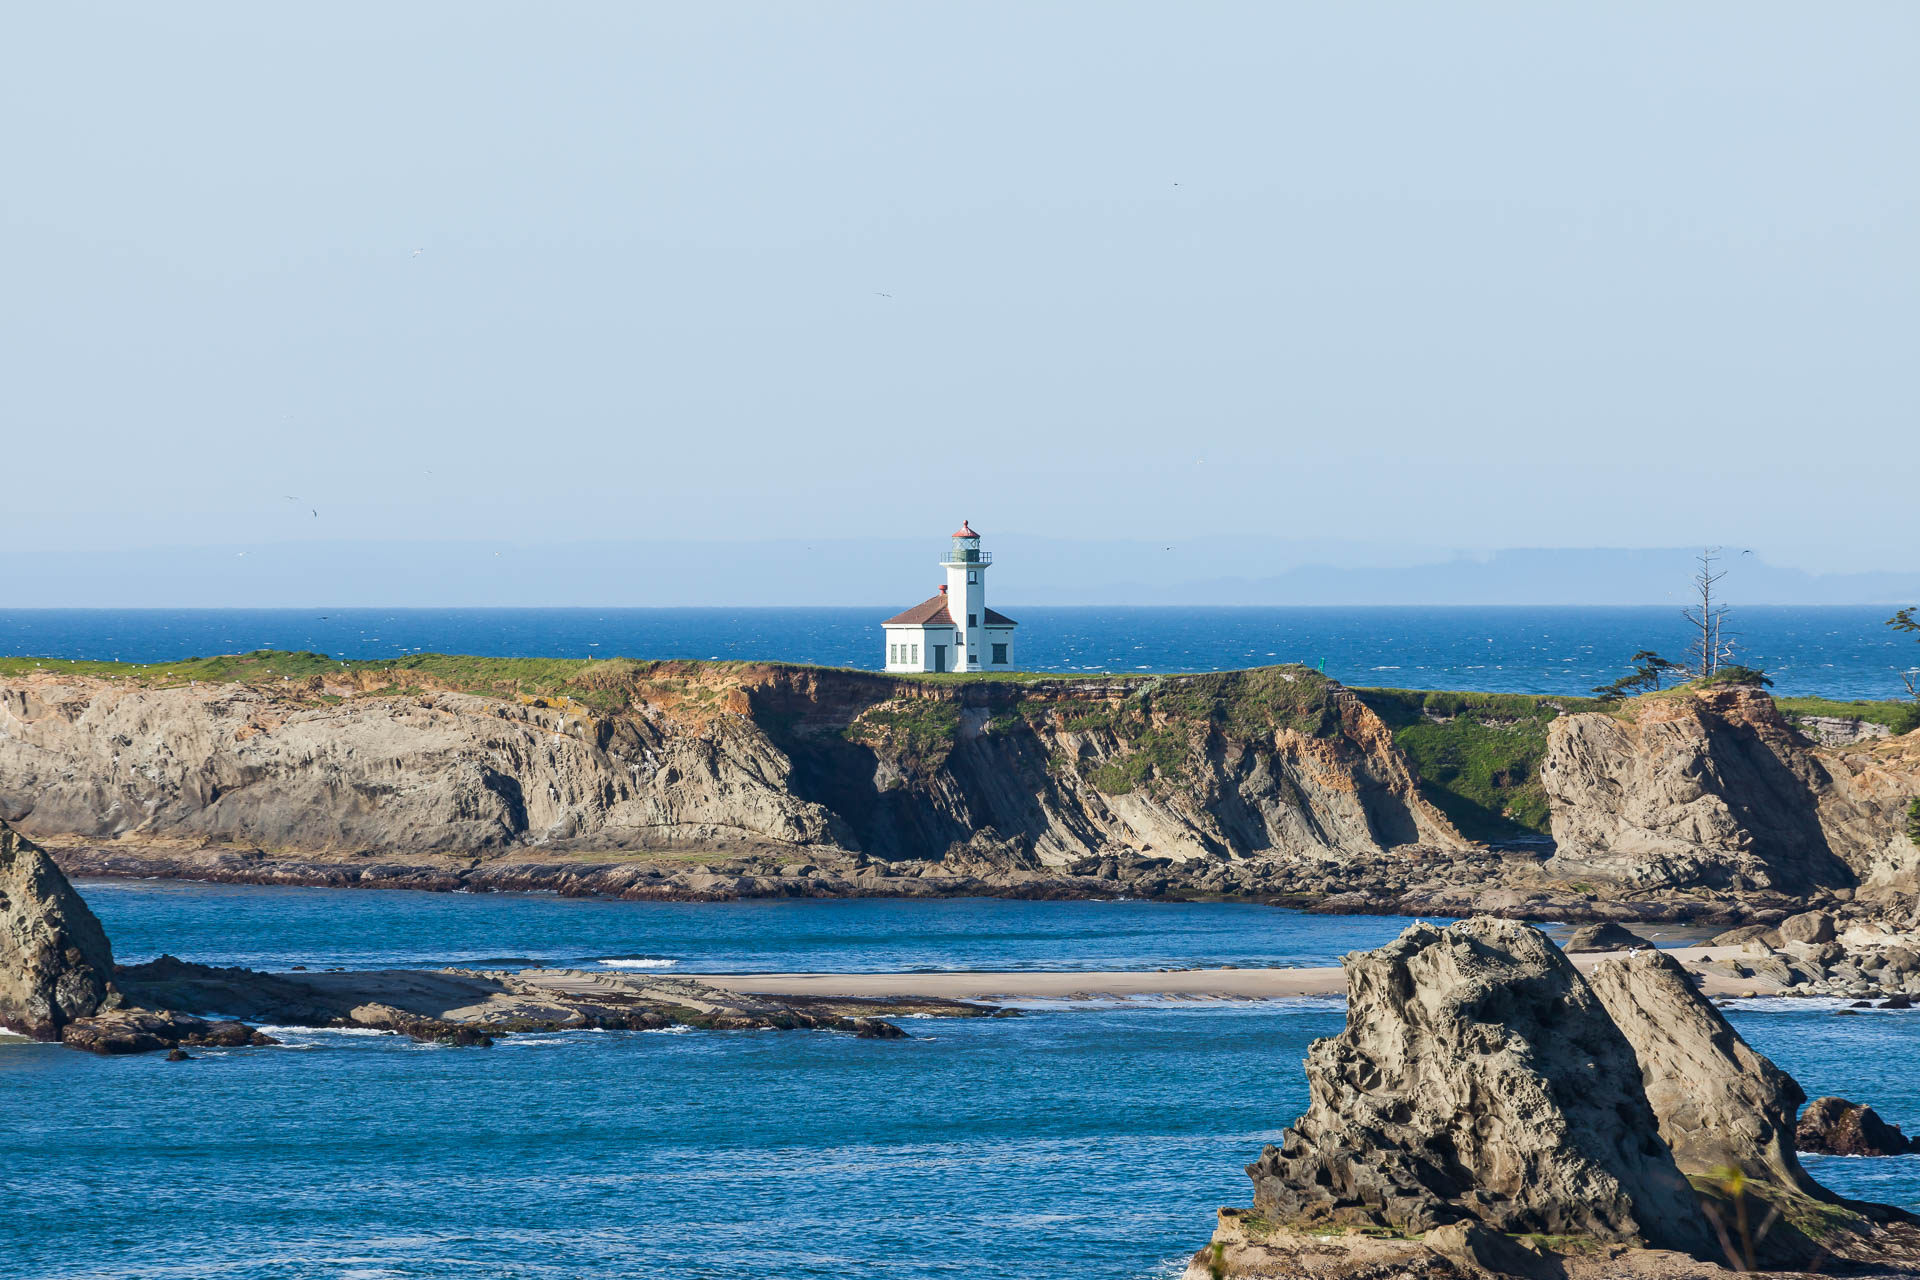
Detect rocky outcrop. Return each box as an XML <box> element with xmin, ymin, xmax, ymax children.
<box><xmin>1690</xmin><ymin>921</ymin><xmax>1920</xmax><ymax>1001</ymax></box>
<box><xmin>58</xmin><ymin>1008</ymin><xmax>275</xmax><ymax>1056</ymax></box>
<box><xmin>1200</xmin><ymin>918</ymin><xmax>1920</xmax><ymax>1279</ymax></box>
<box><xmin>1243</xmin><ymin>918</ymin><xmax>1715</xmax><ymax>1251</ymax></box>
<box><xmin>1564</xmin><ymin>921</ymin><xmax>1655</xmax><ymax>952</ymax></box>
<box><xmin>111</xmin><ymin>957</ymin><xmax>975</xmax><ymax>1047</ymax></box>
<box><xmin>0</xmin><ymin>663</ymin><xmax>1462</xmax><ymax>875</ymax></box>
<box><xmin>0</xmin><ymin>817</ymin><xmax>114</xmax><ymax>1038</ymax></box>
<box><xmin>1796</xmin><ymin>1097</ymin><xmax>1918</xmax><ymax>1157</ymax></box>
<box><xmin>1587</xmin><ymin>948</ymin><xmax>1810</xmax><ymax>1189</ymax></box>
<box><xmin>1543</xmin><ymin>684</ymin><xmax>1920</xmax><ymax>901</ymax></box>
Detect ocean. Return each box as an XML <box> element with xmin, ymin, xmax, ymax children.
<box><xmin>3</xmin><ymin>604</ymin><xmax>1915</xmax><ymax>699</ymax></box>
<box><xmin>3</xmin><ymin>888</ymin><xmax>1917</xmax><ymax>1280</ymax></box>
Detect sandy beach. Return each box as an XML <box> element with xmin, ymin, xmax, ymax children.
<box><xmin>696</xmin><ymin>945</ymin><xmax>1777</xmax><ymax>1002</ymax></box>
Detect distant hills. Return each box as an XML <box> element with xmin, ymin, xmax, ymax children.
<box><xmin>3</xmin><ymin>538</ymin><xmax>1914</xmax><ymax>608</ymax></box>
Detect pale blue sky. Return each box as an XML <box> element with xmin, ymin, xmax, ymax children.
<box><xmin>4</xmin><ymin>4</ymin><xmax>1916</xmax><ymax>595</ymax></box>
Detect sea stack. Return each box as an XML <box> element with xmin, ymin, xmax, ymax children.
<box><xmin>1193</xmin><ymin>917</ymin><xmax>1920</xmax><ymax>1278</ymax></box>
<box><xmin>1242</xmin><ymin>918</ymin><xmax>1714</xmax><ymax>1253</ymax></box>
<box><xmin>0</xmin><ymin>816</ymin><xmax>115</xmax><ymax>1039</ymax></box>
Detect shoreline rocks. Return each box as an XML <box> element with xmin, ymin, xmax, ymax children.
<box><xmin>1797</xmin><ymin>1097</ymin><xmax>1919</xmax><ymax>1157</ymax></box>
<box><xmin>109</xmin><ymin>957</ymin><xmax>971</xmax><ymax>1048</ymax></box>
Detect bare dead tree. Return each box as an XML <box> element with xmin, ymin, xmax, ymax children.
<box><xmin>1682</xmin><ymin>547</ymin><xmax>1738</xmax><ymax>679</ymax></box>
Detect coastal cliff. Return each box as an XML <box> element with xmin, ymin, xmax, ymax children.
<box><xmin>0</xmin><ymin>656</ymin><xmax>1462</xmax><ymax>880</ymax></box>
<box><xmin>4</xmin><ymin>654</ymin><xmax>1915</xmax><ymax>920</ymax></box>
<box><xmin>1543</xmin><ymin>683</ymin><xmax>1920</xmax><ymax>904</ymax></box>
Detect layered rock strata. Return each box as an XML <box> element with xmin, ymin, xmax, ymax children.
<box><xmin>0</xmin><ymin>665</ymin><xmax>1461</xmax><ymax>873</ymax></box>
<box><xmin>1543</xmin><ymin>684</ymin><xmax>1920</xmax><ymax>902</ymax></box>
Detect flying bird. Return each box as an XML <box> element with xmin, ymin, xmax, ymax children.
<box><xmin>412</xmin><ymin>248</ymin><xmax>425</xmax><ymax>258</ymax></box>
<box><xmin>874</xmin><ymin>292</ymin><xmax>892</xmax><ymax>298</ymax></box>
<box><xmin>311</xmin><ymin>509</ymin><xmax>318</xmax><ymax>518</ymax></box>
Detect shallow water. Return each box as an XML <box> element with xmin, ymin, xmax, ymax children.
<box><xmin>4</xmin><ymin>889</ymin><xmax>1917</xmax><ymax>1280</ymax></box>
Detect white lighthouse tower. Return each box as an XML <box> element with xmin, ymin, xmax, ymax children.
<box><xmin>881</xmin><ymin>521</ymin><xmax>1018</xmax><ymax>673</ymax></box>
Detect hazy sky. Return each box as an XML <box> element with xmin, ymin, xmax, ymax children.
<box><xmin>6</xmin><ymin>4</ymin><xmax>1916</xmax><ymax>578</ymax></box>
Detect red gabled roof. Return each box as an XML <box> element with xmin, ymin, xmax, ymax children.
<box><xmin>983</xmin><ymin>607</ymin><xmax>1017</xmax><ymax>627</ymax></box>
<box><xmin>951</xmin><ymin>520</ymin><xmax>979</xmax><ymax>538</ymax></box>
<box><xmin>884</xmin><ymin>595</ymin><xmax>956</xmax><ymax>627</ymax></box>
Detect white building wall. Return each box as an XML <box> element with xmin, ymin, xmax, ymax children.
<box><xmin>945</xmin><ymin>561</ymin><xmax>987</xmax><ymax>671</ymax></box>
<box><xmin>883</xmin><ymin>624</ymin><xmax>957</xmax><ymax>672</ymax></box>
<box><xmin>982</xmin><ymin>625</ymin><xmax>1015</xmax><ymax>669</ymax></box>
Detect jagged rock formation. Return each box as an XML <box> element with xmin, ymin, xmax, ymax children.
<box><xmin>1564</xmin><ymin>921</ymin><xmax>1655</xmax><ymax>951</ymax></box>
<box><xmin>1543</xmin><ymin>684</ymin><xmax>1920</xmax><ymax>901</ymax></box>
<box><xmin>1243</xmin><ymin>917</ymin><xmax>1715</xmax><ymax>1252</ymax></box>
<box><xmin>0</xmin><ymin>663</ymin><xmax>1462</xmax><ymax>872</ymax></box>
<box><xmin>1202</xmin><ymin>918</ymin><xmax>1920</xmax><ymax>1279</ymax></box>
<box><xmin>1797</xmin><ymin>1097</ymin><xmax>1918</xmax><ymax>1157</ymax></box>
<box><xmin>0</xmin><ymin>817</ymin><xmax>114</xmax><ymax>1038</ymax></box>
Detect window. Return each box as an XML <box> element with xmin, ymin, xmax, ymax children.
<box><xmin>910</xmin><ymin>643</ymin><xmax>919</xmax><ymax>662</ymax></box>
<box><xmin>992</xmin><ymin>644</ymin><xmax>1008</xmax><ymax>665</ymax></box>
<box><xmin>968</xmin><ymin>613</ymin><xmax>977</xmax><ymax>627</ymax></box>
<box><xmin>968</xmin><ymin>571</ymin><xmax>977</xmax><ymax>583</ymax></box>
<box><xmin>889</xmin><ymin>643</ymin><xmax>898</xmax><ymax>663</ymax></box>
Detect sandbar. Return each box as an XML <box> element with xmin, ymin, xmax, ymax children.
<box><xmin>696</xmin><ymin>945</ymin><xmax>1777</xmax><ymax>1002</ymax></box>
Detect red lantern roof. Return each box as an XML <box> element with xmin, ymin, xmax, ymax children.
<box><xmin>952</xmin><ymin>520</ymin><xmax>979</xmax><ymax>538</ymax></box>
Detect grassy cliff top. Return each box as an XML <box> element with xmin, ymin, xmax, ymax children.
<box><xmin>0</xmin><ymin>648</ymin><xmax>1172</xmax><ymax>691</ymax></box>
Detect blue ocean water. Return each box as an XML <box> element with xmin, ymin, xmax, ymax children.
<box><xmin>77</xmin><ymin>880</ymin><xmax>1435</xmax><ymax>974</ymax></box>
<box><xmin>4</xmin><ymin>890</ymin><xmax>1916</xmax><ymax>1280</ymax></box>
<box><xmin>3</xmin><ymin>605</ymin><xmax>1916</xmax><ymax>698</ymax></box>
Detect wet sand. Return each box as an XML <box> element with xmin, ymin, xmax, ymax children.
<box><xmin>697</xmin><ymin>945</ymin><xmax>1775</xmax><ymax>1002</ymax></box>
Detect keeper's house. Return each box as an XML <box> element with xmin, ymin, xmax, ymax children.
<box><xmin>882</xmin><ymin>521</ymin><xmax>1017</xmax><ymax>673</ymax></box>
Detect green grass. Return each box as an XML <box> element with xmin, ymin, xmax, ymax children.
<box><xmin>844</xmin><ymin>699</ymin><xmax>962</xmax><ymax>771</ymax></box>
<box><xmin>1908</xmin><ymin>798</ymin><xmax>1920</xmax><ymax>844</ymax></box>
<box><xmin>1775</xmin><ymin>696</ymin><xmax>1920</xmax><ymax>736</ymax></box>
<box><xmin>0</xmin><ymin>651</ymin><xmax>757</xmax><ymax>717</ymax></box>
<box><xmin>1353</xmin><ymin>689</ymin><xmax>1611</xmax><ymax>841</ymax></box>
<box><xmin>1087</xmin><ymin>725</ymin><xmax>1191</xmax><ymax>795</ymax></box>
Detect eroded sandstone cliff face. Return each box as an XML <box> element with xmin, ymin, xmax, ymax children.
<box><xmin>0</xmin><ymin>663</ymin><xmax>1462</xmax><ymax>871</ymax></box>
<box><xmin>1543</xmin><ymin>684</ymin><xmax>1920</xmax><ymax>900</ymax></box>
<box><xmin>0</xmin><ymin>817</ymin><xmax>114</xmax><ymax>1039</ymax></box>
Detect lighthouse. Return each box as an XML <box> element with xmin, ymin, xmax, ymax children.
<box><xmin>881</xmin><ymin>521</ymin><xmax>1018</xmax><ymax>673</ymax></box>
